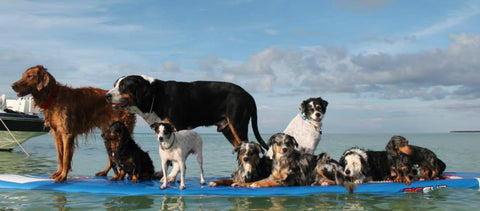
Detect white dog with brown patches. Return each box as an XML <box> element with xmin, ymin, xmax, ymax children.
<box><xmin>152</xmin><ymin>122</ymin><xmax>206</xmax><ymax>190</ymax></box>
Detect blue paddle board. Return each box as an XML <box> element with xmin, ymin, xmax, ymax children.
<box><xmin>0</xmin><ymin>172</ymin><xmax>478</xmax><ymax>196</ymax></box>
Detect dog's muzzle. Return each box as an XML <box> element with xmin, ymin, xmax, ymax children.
<box><xmin>105</xmin><ymin>93</ymin><xmax>113</xmax><ymax>103</ymax></box>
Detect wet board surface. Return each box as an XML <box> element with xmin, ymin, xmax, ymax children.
<box><xmin>0</xmin><ymin>172</ymin><xmax>479</xmax><ymax>196</ymax></box>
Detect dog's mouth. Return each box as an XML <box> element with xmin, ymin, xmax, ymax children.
<box><xmin>112</xmin><ymin>99</ymin><xmax>129</xmax><ymax>110</ymax></box>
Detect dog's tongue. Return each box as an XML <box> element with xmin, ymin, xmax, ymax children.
<box><xmin>112</xmin><ymin>101</ymin><xmax>128</xmax><ymax>109</ymax></box>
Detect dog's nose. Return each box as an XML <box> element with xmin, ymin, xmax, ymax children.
<box><xmin>316</xmin><ymin>113</ymin><xmax>321</xmax><ymax>117</ymax></box>
<box><xmin>282</xmin><ymin>148</ymin><xmax>288</xmax><ymax>153</ymax></box>
<box><xmin>105</xmin><ymin>93</ymin><xmax>112</xmax><ymax>102</ymax></box>
<box><xmin>243</xmin><ymin>157</ymin><xmax>249</xmax><ymax>162</ymax></box>
<box><xmin>158</xmin><ymin>137</ymin><xmax>164</xmax><ymax>142</ymax></box>
<box><xmin>345</xmin><ymin>169</ymin><xmax>351</xmax><ymax>175</ymax></box>
<box><xmin>412</xmin><ymin>169</ymin><xmax>418</xmax><ymax>175</ymax></box>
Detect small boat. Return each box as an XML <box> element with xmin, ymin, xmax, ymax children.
<box><xmin>0</xmin><ymin>94</ymin><xmax>49</xmax><ymax>151</ymax></box>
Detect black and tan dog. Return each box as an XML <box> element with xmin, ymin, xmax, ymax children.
<box><xmin>386</xmin><ymin>135</ymin><xmax>446</xmax><ymax>185</ymax></box>
<box><xmin>238</xmin><ymin>133</ymin><xmax>317</xmax><ymax>188</ymax></box>
<box><xmin>105</xmin><ymin>75</ymin><xmax>268</xmax><ymax>150</ymax></box>
<box><xmin>102</xmin><ymin>121</ymin><xmax>157</xmax><ymax>182</ymax></box>
<box><xmin>208</xmin><ymin>142</ymin><xmax>271</xmax><ymax>187</ymax></box>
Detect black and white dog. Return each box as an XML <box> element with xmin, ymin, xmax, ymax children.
<box><xmin>312</xmin><ymin>152</ymin><xmax>355</xmax><ymax>193</ymax></box>
<box><xmin>152</xmin><ymin>122</ymin><xmax>205</xmax><ymax>190</ymax></box>
<box><xmin>283</xmin><ymin>97</ymin><xmax>328</xmax><ymax>154</ymax></box>
<box><xmin>105</xmin><ymin>75</ymin><xmax>268</xmax><ymax>149</ymax></box>
<box><xmin>340</xmin><ymin>147</ymin><xmax>391</xmax><ymax>184</ymax></box>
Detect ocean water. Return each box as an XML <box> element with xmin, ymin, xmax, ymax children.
<box><xmin>1</xmin><ymin>132</ymin><xmax>479</xmax><ymax>210</ymax></box>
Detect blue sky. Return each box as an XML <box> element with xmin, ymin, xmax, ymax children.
<box><xmin>1</xmin><ymin>0</ymin><xmax>480</xmax><ymax>134</ymax></box>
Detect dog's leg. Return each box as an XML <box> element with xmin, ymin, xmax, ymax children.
<box><xmin>160</xmin><ymin>159</ymin><xmax>169</xmax><ymax>189</ymax></box>
<box><xmin>96</xmin><ymin>141</ymin><xmax>114</xmax><ymax>176</ymax></box>
<box><xmin>179</xmin><ymin>161</ymin><xmax>186</xmax><ymax>190</ymax></box>
<box><xmin>50</xmin><ymin>131</ymin><xmax>63</xmax><ymax>179</ymax></box>
<box><xmin>209</xmin><ymin>179</ymin><xmax>234</xmax><ymax>187</ymax></box>
<box><xmin>55</xmin><ymin>133</ymin><xmax>75</xmax><ymax>183</ymax></box>
<box><xmin>167</xmin><ymin>163</ymin><xmax>179</xmax><ymax>183</ymax></box>
<box><xmin>195</xmin><ymin>150</ymin><xmax>206</xmax><ymax>185</ymax></box>
<box><xmin>118</xmin><ymin>169</ymin><xmax>126</xmax><ymax>180</ymax></box>
<box><xmin>249</xmin><ymin>177</ymin><xmax>281</xmax><ymax>188</ymax></box>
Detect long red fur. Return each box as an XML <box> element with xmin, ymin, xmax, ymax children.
<box><xmin>12</xmin><ymin>65</ymin><xmax>136</xmax><ymax>182</ymax></box>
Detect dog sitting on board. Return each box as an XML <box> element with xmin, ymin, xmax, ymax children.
<box><xmin>152</xmin><ymin>122</ymin><xmax>205</xmax><ymax>190</ymax></box>
<box><xmin>386</xmin><ymin>135</ymin><xmax>446</xmax><ymax>185</ymax></box>
<box><xmin>266</xmin><ymin>97</ymin><xmax>328</xmax><ymax>158</ymax></box>
<box><xmin>340</xmin><ymin>147</ymin><xmax>391</xmax><ymax>184</ymax></box>
<box><xmin>101</xmin><ymin>121</ymin><xmax>156</xmax><ymax>182</ymax></box>
<box><xmin>237</xmin><ymin>133</ymin><xmax>317</xmax><ymax>188</ymax></box>
<box><xmin>209</xmin><ymin>142</ymin><xmax>271</xmax><ymax>187</ymax></box>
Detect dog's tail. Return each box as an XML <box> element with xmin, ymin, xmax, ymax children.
<box><xmin>251</xmin><ymin>102</ymin><xmax>269</xmax><ymax>150</ymax></box>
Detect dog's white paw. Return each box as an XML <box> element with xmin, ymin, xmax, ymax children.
<box><xmin>208</xmin><ymin>181</ymin><xmax>217</xmax><ymax>187</ymax></box>
<box><xmin>160</xmin><ymin>184</ymin><xmax>167</xmax><ymax>190</ymax></box>
<box><xmin>250</xmin><ymin>183</ymin><xmax>260</xmax><ymax>188</ymax></box>
<box><xmin>180</xmin><ymin>185</ymin><xmax>186</xmax><ymax>190</ymax></box>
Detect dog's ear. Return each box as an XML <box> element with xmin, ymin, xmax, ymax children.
<box><xmin>339</xmin><ymin>156</ymin><xmax>345</xmax><ymax>166</ymax></box>
<box><xmin>299</xmin><ymin>100</ymin><xmax>308</xmax><ymax>113</ymax></box>
<box><xmin>232</xmin><ymin>145</ymin><xmax>241</xmax><ymax>154</ymax></box>
<box><xmin>268</xmin><ymin>133</ymin><xmax>280</xmax><ymax>146</ymax></box>
<box><xmin>150</xmin><ymin>122</ymin><xmax>159</xmax><ymax>130</ymax></box>
<box><xmin>170</xmin><ymin>124</ymin><xmax>177</xmax><ymax>132</ymax></box>
<box><xmin>36</xmin><ymin>66</ymin><xmax>50</xmax><ymax>91</ymax></box>
<box><xmin>321</xmin><ymin>98</ymin><xmax>328</xmax><ymax>112</ymax></box>
<box><xmin>361</xmin><ymin>157</ymin><xmax>370</xmax><ymax>176</ymax></box>
<box><xmin>286</xmin><ymin>134</ymin><xmax>298</xmax><ymax>148</ymax></box>
<box><xmin>255</xmin><ymin>143</ymin><xmax>264</xmax><ymax>155</ymax></box>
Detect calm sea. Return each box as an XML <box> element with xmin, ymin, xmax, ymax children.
<box><xmin>1</xmin><ymin>132</ymin><xmax>479</xmax><ymax>210</ymax></box>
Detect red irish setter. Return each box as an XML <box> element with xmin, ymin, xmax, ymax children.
<box><xmin>11</xmin><ymin>65</ymin><xmax>136</xmax><ymax>182</ymax></box>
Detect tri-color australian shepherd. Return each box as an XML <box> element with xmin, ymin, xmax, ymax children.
<box><xmin>101</xmin><ymin>121</ymin><xmax>157</xmax><ymax>182</ymax></box>
<box><xmin>208</xmin><ymin>142</ymin><xmax>271</xmax><ymax>187</ymax></box>
<box><xmin>340</xmin><ymin>147</ymin><xmax>391</xmax><ymax>184</ymax></box>
<box><xmin>312</xmin><ymin>152</ymin><xmax>355</xmax><ymax>193</ymax></box>
<box><xmin>386</xmin><ymin>135</ymin><xmax>446</xmax><ymax>185</ymax></box>
<box><xmin>238</xmin><ymin>133</ymin><xmax>317</xmax><ymax>188</ymax></box>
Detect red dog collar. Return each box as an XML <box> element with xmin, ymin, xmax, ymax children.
<box><xmin>40</xmin><ymin>85</ymin><xmax>58</xmax><ymax>110</ymax></box>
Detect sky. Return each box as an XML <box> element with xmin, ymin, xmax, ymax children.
<box><xmin>1</xmin><ymin>0</ymin><xmax>480</xmax><ymax>134</ymax></box>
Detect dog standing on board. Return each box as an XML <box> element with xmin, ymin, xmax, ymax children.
<box><xmin>208</xmin><ymin>142</ymin><xmax>271</xmax><ymax>187</ymax></box>
<box><xmin>11</xmin><ymin>65</ymin><xmax>136</xmax><ymax>182</ymax></box>
<box><xmin>102</xmin><ymin>121</ymin><xmax>156</xmax><ymax>182</ymax></box>
<box><xmin>105</xmin><ymin>75</ymin><xmax>268</xmax><ymax>150</ymax></box>
<box><xmin>152</xmin><ymin>122</ymin><xmax>205</xmax><ymax>190</ymax></box>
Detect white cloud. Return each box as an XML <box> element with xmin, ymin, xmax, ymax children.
<box><xmin>197</xmin><ymin>33</ymin><xmax>480</xmax><ymax>100</ymax></box>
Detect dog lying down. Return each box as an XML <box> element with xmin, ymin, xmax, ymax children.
<box><xmin>209</xmin><ymin>142</ymin><xmax>271</xmax><ymax>187</ymax></box>
<box><xmin>152</xmin><ymin>122</ymin><xmax>206</xmax><ymax>190</ymax></box>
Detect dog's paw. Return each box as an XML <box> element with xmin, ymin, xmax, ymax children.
<box><xmin>167</xmin><ymin>176</ymin><xmax>176</xmax><ymax>183</ymax></box>
<box><xmin>180</xmin><ymin>185</ymin><xmax>186</xmax><ymax>190</ymax></box>
<box><xmin>208</xmin><ymin>181</ymin><xmax>217</xmax><ymax>187</ymax></box>
<box><xmin>160</xmin><ymin>184</ymin><xmax>167</xmax><ymax>190</ymax></box>
<box><xmin>250</xmin><ymin>183</ymin><xmax>260</xmax><ymax>188</ymax></box>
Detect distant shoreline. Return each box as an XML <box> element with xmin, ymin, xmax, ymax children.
<box><xmin>450</xmin><ymin>131</ymin><xmax>480</xmax><ymax>133</ymax></box>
